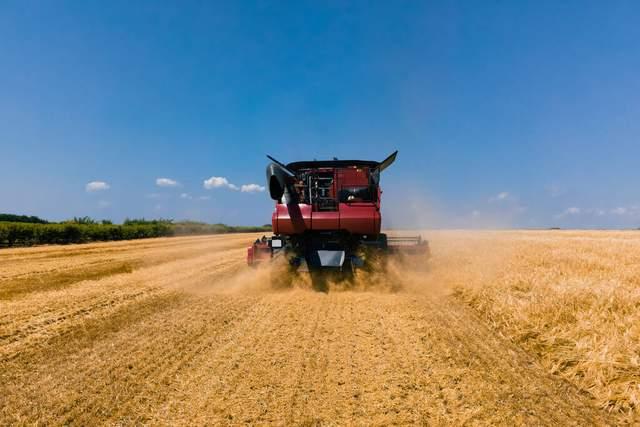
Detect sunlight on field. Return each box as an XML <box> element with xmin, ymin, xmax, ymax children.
<box><xmin>434</xmin><ymin>231</ymin><xmax>640</xmax><ymax>421</ymax></box>
<box><xmin>0</xmin><ymin>232</ymin><xmax>637</xmax><ymax>424</ymax></box>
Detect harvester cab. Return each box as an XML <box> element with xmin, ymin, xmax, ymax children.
<box><xmin>247</xmin><ymin>151</ymin><xmax>429</xmax><ymax>277</ymax></box>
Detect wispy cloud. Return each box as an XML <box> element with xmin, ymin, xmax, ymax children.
<box><xmin>608</xmin><ymin>206</ymin><xmax>640</xmax><ymax>217</ymax></box>
<box><xmin>240</xmin><ymin>183</ymin><xmax>265</xmax><ymax>193</ymax></box>
<box><xmin>203</xmin><ymin>176</ymin><xmax>239</xmax><ymax>191</ymax></box>
<box><xmin>179</xmin><ymin>193</ymin><xmax>192</xmax><ymax>200</ymax></box>
<box><xmin>98</xmin><ymin>200</ymin><xmax>111</xmax><ymax>208</ymax></box>
<box><xmin>485</xmin><ymin>191</ymin><xmax>526</xmax><ymax>216</ymax></box>
<box><xmin>546</xmin><ymin>183</ymin><xmax>566</xmax><ymax>198</ymax></box>
<box><xmin>488</xmin><ymin>191</ymin><xmax>510</xmax><ymax>202</ymax></box>
<box><xmin>610</xmin><ymin>207</ymin><xmax>628</xmax><ymax>215</ymax></box>
<box><xmin>198</xmin><ymin>195</ymin><xmax>211</xmax><ymax>201</ymax></box>
<box><xmin>556</xmin><ymin>207</ymin><xmax>581</xmax><ymax>218</ymax></box>
<box><xmin>555</xmin><ymin>207</ymin><xmax>608</xmax><ymax>219</ymax></box>
<box><xmin>556</xmin><ymin>205</ymin><xmax>640</xmax><ymax>220</ymax></box>
<box><xmin>156</xmin><ymin>177</ymin><xmax>179</xmax><ymax>187</ymax></box>
<box><xmin>86</xmin><ymin>181</ymin><xmax>110</xmax><ymax>192</ymax></box>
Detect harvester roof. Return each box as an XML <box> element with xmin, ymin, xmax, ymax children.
<box><xmin>285</xmin><ymin>160</ymin><xmax>378</xmax><ymax>171</ymax></box>
<box><xmin>282</xmin><ymin>150</ymin><xmax>398</xmax><ymax>173</ymax></box>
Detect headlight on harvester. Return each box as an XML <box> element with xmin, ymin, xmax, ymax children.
<box><xmin>270</xmin><ymin>239</ymin><xmax>283</xmax><ymax>248</ymax></box>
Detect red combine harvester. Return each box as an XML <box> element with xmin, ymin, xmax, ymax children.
<box><xmin>247</xmin><ymin>151</ymin><xmax>429</xmax><ymax>280</ymax></box>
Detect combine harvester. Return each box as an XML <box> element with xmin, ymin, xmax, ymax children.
<box><xmin>247</xmin><ymin>151</ymin><xmax>429</xmax><ymax>286</ymax></box>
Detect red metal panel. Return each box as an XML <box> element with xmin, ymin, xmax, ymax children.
<box><xmin>247</xmin><ymin>242</ymin><xmax>272</xmax><ymax>265</ymax></box>
<box><xmin>273</xmin><ymin>204</ymin><xmax>312</xmax><ymax>234</ymax></box>
<box><xmin>374</xmin><ymin>206</ymin><xmax>381</xmax><ymax>232</ymax></box>
<box><xmin>337</xmin><ymin>167</ymin><xmax>369</xmax><ymax>186</ymax></box>
<box><xmin>338</xmin><ymin>203</ymin><xmax>380</xmax><ymax>235</ymax></box>
<box><xmin>247</xmin><ymin>246</ymin><xmax>254</xmax><ymax>265</ymax></box>
<box><xmin>311</xmin><ymin>211</ymin><xmax>340</xmax><ymax>230</ymax></box>
<box><xmin>273</xmin><ymin>202</ymin><xmax>379</xmax><ymax>235</ymax></box>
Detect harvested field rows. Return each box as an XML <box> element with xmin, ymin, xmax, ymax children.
<box><xmin>0</xmin><ymin>232</ymin><xmax>628</xmax><ymax>425</ymax></box>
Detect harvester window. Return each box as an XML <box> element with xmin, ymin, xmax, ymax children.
<box><xmin>339</xmin><ymin>186</ymin><xmax>375</xmax><ymax>203</ymax></box>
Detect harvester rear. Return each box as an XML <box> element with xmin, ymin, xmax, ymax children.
<box><xmin>247</xmin><ymin>151</ymin><xmax>429</xmax><ymax>285</ymax></box>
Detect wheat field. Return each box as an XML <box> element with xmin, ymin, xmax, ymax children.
<box><xmin>442</xmin><ymin>230</ymin><xmax>640</xmax><ymax>424</ymax></box>
<box><xmin>0</xmin><ymin>231</ymin><xmax>637</xmax><ymax>425</ymax></box>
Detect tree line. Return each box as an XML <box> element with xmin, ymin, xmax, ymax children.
<box><xmin>0</xmin><ymin>215</ymin><xmax>271</xmax><ymax>247</ymax></box>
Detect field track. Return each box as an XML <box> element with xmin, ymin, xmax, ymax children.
<box><xmin>0</xmin><ymin>234</ymin><xmax>611</xmax><ymax>425</ymax></box>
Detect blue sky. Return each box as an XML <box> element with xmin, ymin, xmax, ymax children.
<box><xmin>1</xmin><ymin>1</ymin><xmax>639</xmax><ymax>228</ymax></box>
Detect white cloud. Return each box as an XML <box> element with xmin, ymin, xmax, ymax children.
<box><xmin>240</xmin><ymin>183</ymin><xmax>266</xmax><ymax>193</ymax></box>
<box><xmin>556</xmin><ymin>206</ymin><xmax>640</xmax><ymax>220</ymax></box>
<box><xmin>566</xmin><ymin>207</ymin><xmax>581</xmax><ymax>215</ymax></box>
<box><xmin>203</xmin><ymin>176</ymin><xmax>265</xmax><ymax>193</ymax></box>
<box><xmin>198</xmin><ymin>195</ymin><xmax>211</xmax><ymax>201</ymax></box>
<box><xmin>203</xmin><ymin>176</ymin><xmax>239</xmax><ymax>190</ymax></box>
<box><xmin>556</xmin><ymin>207</ymin><xmax>581</xmax><ymax>219</ymax></box>
<box><xmin>156</xmin><ymin>177</ymin><xmax>179</xmax><ymax>187</ymax></box>
<box><xmin>86</xmin><ymin>181</ymin><xmax>110</xmax><ymax>192</ymax></box>
<box><xmin>608</xmin><ymin>206</ymin><xmax>640</xmax><ymax>217</ymax></box>
<box><xmin>488</xmin><ymin>191</ymin><xmax>510</xmax><ymax>202</ymax></box>
<box><xmin>179</xmin><ymin>193</ymin><xmax>192</xmax><ymax>199</ymax></box>
<box><xmin>611</xmin><ymin>207</ymin><xmax>628</xmax><ymax>215</ymax></box>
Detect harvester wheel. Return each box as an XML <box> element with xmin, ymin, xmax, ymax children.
<box><xmin>341</xmin><ymin>259</ymin><xmax>356</xmax><ymax>283</ymax></box>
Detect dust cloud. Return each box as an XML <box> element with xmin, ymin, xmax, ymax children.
<box><xmin>383</xmin><ymin>184</ymin><xmax>524</xmax><ymax>230</ymax></box>
<box><xmin>186</xmin><ymin>249</ymin><xmax>446</xmax><ymax>297</ymax></box>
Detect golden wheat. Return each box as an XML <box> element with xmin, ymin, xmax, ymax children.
<box><xmin>430</xmin><ymin>230</ymin><xmax>640</xmax><ymax>423</ymax></box>
<box><xmin>1</xmin><ymin>231</ymin><xmax>633</xmax><ymax>425</ymax></box>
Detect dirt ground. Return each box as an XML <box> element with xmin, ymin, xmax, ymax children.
<box><xmin>0</xmin><ymin>233</ymin><xmax>616</xmax><ymax>425</ymax></box>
